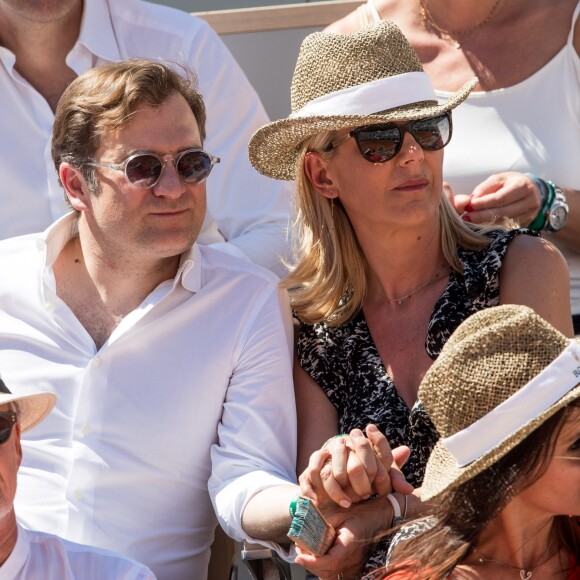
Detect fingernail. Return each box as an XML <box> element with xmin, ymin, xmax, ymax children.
<box><xmin>462</xmin><ymin>214</ymin><xmax>472</xmax><ymax>222</ymax></box>
<box><xmin>339</xmin><ymin>499</ymin><xmax>351</xmax><ymax>508</ymax></box>
<box><xmin>465</xmin><ymin>203</ymin><xmax>474</xmax><ymax>212</ymax></box>
<box><xmin>366</xmin><ymin>424</ymin><xmax>378</xmax><ymax>433</ymax></box>
<box><xmin>351</xmin><ymin>429</ymin><xmax>363</xmax><ymax>438</ymax></box>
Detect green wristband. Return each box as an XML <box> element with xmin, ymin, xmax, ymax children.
<box><xmin>289</xmin><ymin>494</ymin><xmax>300</xmax><ymax>518</ymax></box>
<box><xmin>528</xmin><ymin>177</ymin><xmax>554</xmax><ymax>231</ymax></box>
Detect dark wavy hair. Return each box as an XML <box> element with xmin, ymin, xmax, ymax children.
<box><xmin>376</xmin><ymin>400</ymin><xmax>580</xmax><ymax>580</ymax></box>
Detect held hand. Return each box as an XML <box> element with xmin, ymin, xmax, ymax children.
<box><xmin>458</xmin><ymin>172</ymin><xmax>541</xmax><ymax>227</ymax></box>
<box><xmin>298</xmin><ymin>425</ymin><xmax>413</xmax><ymax>508</ymax></box>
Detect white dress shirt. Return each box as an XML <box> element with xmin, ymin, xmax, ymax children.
<box><xmin>0</xmin><ymin>0</ymin><xmax>292</xmax><ymax>275</ymax></box>
<box><xmin>1</xmin><ymin>524</ymin><xmax>155</xmax><ymax>580</ymax></box>
<box><xmin>0</xmin><ymin>214</ymin><xmax>297</xmax><ymax>580</ymax></box>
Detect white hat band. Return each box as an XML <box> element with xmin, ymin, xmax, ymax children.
<box><xmin>443</xmin><ymin>341</ymin><xmax>580</xmax><ymax>468</ymax></box>
<box><xmin>289</xmin><ymin>71</ymin><xmax>437</xmax><ymax>119</ymax></box>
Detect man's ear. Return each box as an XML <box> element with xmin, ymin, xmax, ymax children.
<box><xmin>304</xmin><ymin>152</ymin><xmax>339</xmax><ymax>199</ymax></box>
<box><xmin>59</xmin><ymin>162</ymin><xmax>92</xmax><ymax>212</ymax></box>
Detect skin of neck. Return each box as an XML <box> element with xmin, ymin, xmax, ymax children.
<box><xmin>356</xmin><ymin>215</ymin><xmax>445</xmax><ymax>302</ymax></box>
<box><xmin>0</xmin><ymin>1</ymin><xmax>83</xmax><ymax>104</ymax></box>
<box><xmin>472</xmin><ymin>500</ymin><xmax>559</xmax><ymax>569</ymax></box>
<box><xmin>0</xmin><ymin>510</ymin><xmax>18</xmax><ymax>568</ymax></box>
<box><xmin>418</xmin><ymin>0</ymin><xmax>509</xmax><ymax>31</ymax></box>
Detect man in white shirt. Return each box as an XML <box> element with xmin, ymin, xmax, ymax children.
<box><xmin>0</xmin><ymin>378</ymin><xmax>156</xmax><ymax>579</ymax></box>
<box><xmin>0</xmin><ymin>0</ymin><xmax>291</xmax><ymax>276</ymax></box>
<box><xmin>0</xmin><ymin>59</ymin><xmax>298</xmax><ymax>580</ymax></box>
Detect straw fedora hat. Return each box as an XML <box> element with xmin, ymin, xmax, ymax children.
<box><xmin>248</xmin><ymin>20</ymin><xmax>477</xmax><ymax>181</ymax></box>
<box><xmin>0</xmin><ymin>376</ymin><xmax>56</xmax><ymax>432</ymax></box>
<box><xmin>419</xmin><ymin>305</ymin><xmax>580</xmax><ymax>502</ymax></box>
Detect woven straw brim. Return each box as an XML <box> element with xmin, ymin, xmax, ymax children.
<box><xmin>421</xmin><ymin>341</ymin><xmax>580</xmax><ymax>502</ymax></box>
<box><xmin>0</xmin><ymin>392</ymin><xmax>56</xmax><ymax>432</ymax></box>
<box><xmin>248</xmin><ymin>77</ymin><xmax>477</xmax><ymax>181</ymax></box>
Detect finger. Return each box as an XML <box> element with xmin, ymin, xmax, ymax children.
<box><xmin>450</xmin><ymin>192</ymin><xmax>471</xmax><ymax>214</ymax></box>
<box><xmin>329</xmin><ymin>436</ymin><xmax>349</xmax><ymax>488</ymax></box>
<box><xmin>391</xmin><ymin>445</ymin><xmax>411</xmax><ymax>469</ymax></box>
<box><xmin>366</xmin><ymin>424</ymin><xmax>413</xmax><ymax>494</ymax></box>
<box><xmin>346</xmin><ymin>429</ymin><xmax>375</xmax><ymax>499</ymax></box>
<box><xmin>298</xmin><ymin>448</ymin><xmax>331</xmax><ymax>503</ymax></box>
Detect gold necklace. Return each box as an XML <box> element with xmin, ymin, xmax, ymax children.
<box><xmin>385</xmin><ymin>267</ymin><xmax>448</xmax><ymax>305</ymax></box>
<box><xmin>418</xmin><ymin>0</ymin><xmax>506</xmax><ymax>48</ymax></box>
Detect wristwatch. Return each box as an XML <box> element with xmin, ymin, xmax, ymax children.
<box><xmin>544</xmin><ymin>184</ymin><xmax>569</xmax><ymax>233</ymax></box>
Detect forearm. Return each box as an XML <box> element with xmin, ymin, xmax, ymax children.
<box><xmin>241</xmin><ymin>484</ymin><xmax>299</xmax><ymax>544</ymax></box>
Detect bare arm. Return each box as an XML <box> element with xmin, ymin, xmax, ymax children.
<box><xmin>499</xmin><ymin>235</ymin><xmax>573</xmax><ymax>336</ymax></box>
<box><xmin>295</xmin><ymin>361</ymin><xmax>339</xmax><ymax>474</ymax></box>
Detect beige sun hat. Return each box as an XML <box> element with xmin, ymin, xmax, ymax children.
<box><xmin>0</xmin><ymin>376</ymin><xmax>56</xmax><ymax>432</ymax></box>
<box><xmin>248</xmin><ymin>20</ymin><xmax>477</xmax><ymax>181</ymax></box>
<box><xmin>419</xmin><ymin>305</ymin><xmax>580</xmax><ymax>502</ymax></box>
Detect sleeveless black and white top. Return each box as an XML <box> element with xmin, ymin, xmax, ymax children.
<box><xmin>296</xmin><ymin>228</ymin><xmax>536</xmax><ymax>571</ymax></box>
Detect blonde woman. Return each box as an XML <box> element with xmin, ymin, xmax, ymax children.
<box><xmin>249</xmin><ymin>22</ymin><xmax>572</xmax><ymax>578</ymax></box>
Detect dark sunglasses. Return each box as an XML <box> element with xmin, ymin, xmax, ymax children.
<box><xmin>0</xmin><ymin>411</ymin><xmax>17</xmax><ymax>445</ymax></box>
<box><xmin>326</xmin><ymin>112</ymin><xmax>452</xmax><ymax>163</ymax></box>
<box><xmin>86</xmin><ymin>148</ymin><xmax>220</xmax><ymax>189</ymax></box>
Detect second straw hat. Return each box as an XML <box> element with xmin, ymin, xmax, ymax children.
<box><xmin>419</xmin><ymin>305</ymin><xmax>580</xmax><ymax>501</ymax></box>
<box><xmin>248</xmin><ymin>21</ymin><xmax>476</xmax><ymax>181</ymax></box>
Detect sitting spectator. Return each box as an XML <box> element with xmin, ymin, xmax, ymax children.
<box><xmin>0</xmin><ymin>0</ymin><xmax>291</xmax><ymax>275</ymax></box>
<box><xmin>0</xmin><ymin>58</ymin><xmax>297</xmax><ymax>580</ymax></box>
<box><xmin>0</xmin><ymin>376</ymin><xmax>156</xmax><ymax>579</ymax></box>
<box><xmin>327</xmin><ymin>0</ymin><xmax>580</xmax><ymax>332</ymax></box>
<box><xmin>248</xmin><ymin>21</ymin><xmax>572</xmax><ymax>577</ymax></box>
<box><xmin>381</xmin><ymin>304</ymin><xmax>580</xmax><ymax>579</ymax></box>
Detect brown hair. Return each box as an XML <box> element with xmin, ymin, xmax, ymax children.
<box><xmin>282</xmin><ymin>130</ymin><xmax>500</xmax><ymax>326</ymax></box>
<box><xmin>51</xmin><ymin>58</ymin><xmax>206</xmax><ymax>194</ymax></box>
<box><xmin>377</xmin><ymin>401</ymin><xmax>580</xmax><ymax>580</ymax></box>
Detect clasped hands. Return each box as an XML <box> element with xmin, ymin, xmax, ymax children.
<box><xmin>295</xmin><ymin>424</ymin><xmax>414</xmax><ymax>579</ymax></box>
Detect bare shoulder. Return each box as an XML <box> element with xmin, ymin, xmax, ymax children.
<box><xmin>500</xmin><ymin>233</ymin><xmax>572</xmax><ymax>336</ymax></box>
<box><xmin>502</xmin><ymin>234</ymin><xmax>568</xmax><ymax>272</ymax></box>
<box><xmin>574</xmin><ymin>0</ymin><xmax>580</xmax><ymax>54</ymax></box>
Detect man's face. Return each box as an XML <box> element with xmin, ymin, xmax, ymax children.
<box><xmin>78</xmin><ymin>92</ymin><xmax>207</xmax><ymax>263</ymax></box>
<box><xmin>0</xmin><ymin>404</ymin><xmax>21</xmax><ymax>521</ymax></box>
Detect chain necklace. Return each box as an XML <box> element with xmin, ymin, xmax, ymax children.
<box><xmin>385</xmin><ymin>267</ymin><xmax>448</xmax><ymax>305</ymax></box>
<box><xmin>475</xmin><ymin>546</ymin><xmax>560</xmax><ymax>580</ymax></box>
<box><xmin>418</xmin><ymin>0</ymin><xmax>506</xmax><ymax>48</ymax></box>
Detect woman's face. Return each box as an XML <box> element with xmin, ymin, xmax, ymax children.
<box><xmin>310</xmin><ymin>117</ymin><xmax>445</xmax><ymax>236</ymax></box>
<box><xmin>517</xmin><ymin>407</ymin><xmax>580</xmax><ymax>517</ymax></box>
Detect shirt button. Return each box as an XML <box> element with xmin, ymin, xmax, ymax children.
<box><xmin>92</xmin><ymin>356</ymin><xmax>101</xmax><ymax>367</ymax></box>
<box><xmin>82</xmin><ymin>424</ymin><xmax>90</xmax><ymax>436</ymax></box>
<box><xmin>74</xmin><ymin>489</ymin><xmax>83</xmax><ymax>500</ymax></box>
<box><xmin>44</xmin><ymin>302</ymin><xmax>55</xmax><ymax>313</ymax></box>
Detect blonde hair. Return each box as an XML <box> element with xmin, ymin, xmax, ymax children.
<box><xmin>283</xmin><ymin>132</ymin><xmax>499</xmax><ymax>326</ymax></box>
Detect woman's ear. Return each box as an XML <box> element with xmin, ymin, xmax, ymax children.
<box><xmin>59</xmin><ymin>162</ymin><xmax>92</xmax><ymax>212</ymax></box>
<box><xmin>304</xmin><ymin>152</ymin><xmax>339</xmax><ymax>199</ymax></box>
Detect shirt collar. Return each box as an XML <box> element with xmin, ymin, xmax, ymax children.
<box><xmin>174</xmin><ymin>244</ymin><xmax>203</xmax><ymax>294</ymax></box>
<box><xmin>67</xmin><ymin>0</ymin><xmax>120</xmax><ymax>72</ymax></box>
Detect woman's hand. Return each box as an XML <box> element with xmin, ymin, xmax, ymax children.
<box><xmin>448</xmin><ymin>172</ymin><xmax>542</xmax><ymax>227</ymax></box>
<box><xmin>298</xmin><ymin>424</ymin><xmax>414</xmax><ymax>509</ymax></box>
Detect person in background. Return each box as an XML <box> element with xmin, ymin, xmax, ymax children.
<box><xmin>0</xmin><ymin>376</ymin><xmax>156</xmax><ymax>579</ymax></box>
<box><xmin>381</xmin><ymin>305</ymin><xmax>580</xmax><ymax>579</ymax></box>
<box><xmin>0</xmin><ymin>0</ymin><xmax>291</xmax><ymax>276</ymax></box>
<box><xmin>0</xmin><ymin>59</ymin><xmax>297</xmax><ymax>580</ymax></box>
<box><xmin>327</xmin><ymin>0</ymin><xmax>580</xmax><ymax>332</ymax></box>
<box><xmin>248</xmin><ymin>21</ymin><xmax>572</xmax><ymax>578</ymax></box>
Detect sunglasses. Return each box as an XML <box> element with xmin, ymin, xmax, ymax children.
<box><xmin>0</xmin><ymin>411</ymin><xmax>17</xmax><ymax>445</ymax></box>
<box><xmin>326</xmin><ymin>112</ymin><xmax>452</xmax><ymax>163</ymax></box>
<box><xmin>86</xmin><ymin>148</ymin><xmax>220</xmax><ymax>189</ymax></box>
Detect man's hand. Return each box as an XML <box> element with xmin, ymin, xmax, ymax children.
<box><xmin>293</xmin><ymin>494</ymin><xmax>396</xmax><ymax>579</ymax></box>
